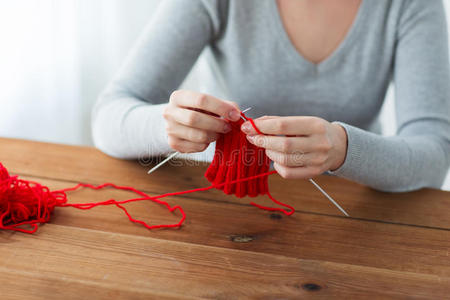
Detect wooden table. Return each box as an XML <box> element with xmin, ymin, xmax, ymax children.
<box><xmin>1</xmin><ymin>137</ymin><xmax>449</xmax><ymax>299</ymax></box>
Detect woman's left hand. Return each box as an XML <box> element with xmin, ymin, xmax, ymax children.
<box><xmin>241</xmin><ymin>116</ymin><xmax>348</xmax><ymax>179</ymax></box>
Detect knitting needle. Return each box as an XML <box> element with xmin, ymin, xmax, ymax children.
<box><xmin>240</xmin><ymin>106</ymin><xmax>252</xmax><ymax>117</ymax></box>
<box><xmin>232</xmin><ymin>108</ymin><xmax>348</xmax><ymax>216</ymax></box>
<box><xmin>239</xmin><ymin>108</ymin><xmax>348</xmax><ymax>216</ymax></box>
<box><xmin>148</xmin><ymin>107</ymin><xmax>349</xmax><ymax>216</ymax></box>
<box><xmin>148</xmin><ymin>107</ymin><xmax>253</xmax><ymax>174</ymax></box>
<box><xmin>147</xmin><ymin>151</ymin><xmax>179</xmax><ymax>174</ymax></box>
<box><xmin>308</xmin><ymin>178</ymin><xmax>350</xmax><ymax>217</ymax></box>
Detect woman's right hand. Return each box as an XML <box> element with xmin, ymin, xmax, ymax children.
<box><xmin>163</xmin><ymin>90</ymin><xmax>241</xmax><ymax>153</ymax></box>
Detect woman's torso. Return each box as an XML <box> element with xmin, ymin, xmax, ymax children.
<box><xmin>197</xmin><ymin>0</ymin><xmax>401</xmax><ymax>131</ymax></box>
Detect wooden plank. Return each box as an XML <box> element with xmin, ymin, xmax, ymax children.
<box><xmin>0</xmin><ymin>225</ymin><xmax>449</xmax><ymax>299</ymax></box>
<box><xmin>1</xmin><ymin>137</ymin><xmax>450</xmax><ymax>230</ymax></box>
<box><xmin>0</xmin><ymin>268</ymin><xmax>191</xmax><ymax>300</ymax></box>
<box><xmin>13</xmin><ymin>176</ymin><xmax>450</xmax><ymax>279</ymax></box>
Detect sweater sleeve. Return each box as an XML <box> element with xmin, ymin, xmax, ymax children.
<box><xmin>330</xmin><ymin>0</ymin><xmax>450</xmax><ymax>192</ymax></box>
<box><xmin>92</xmin><ymin>0</ymin><xmax>222</xmax><ymax>159</ymax></box>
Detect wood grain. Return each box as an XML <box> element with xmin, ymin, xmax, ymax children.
<box><xmin>0</xmin><ymin>268</ymin><xmax>189</xmax><ymax>300</ymax></box>
<box><xmin>1</xmin><ymin>137</ymin><xmax>449</xmax><ymax>230</ymax></box>
<box><xmin>1</xmin><ymin>225</ymin><xmax>449</xmax><ymax>299</ymax></box>
<box><xmin>1</xmin><ymin>137</ymin><xmax>450</xmax><ymax>299</ymax></box>
<box><xmin>14</xmin><ymin>175</ymin><xmax>450</xmax><ymax>279</ymax></box>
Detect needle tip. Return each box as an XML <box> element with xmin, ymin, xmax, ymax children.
<box><xmin>241</xmin><ymin>107</ymin><xmax>252</xmax><ymax>114</ymax></box>
<box><xmin>147</xmin><ymin>152</ymin><xmax>179</xmax><ymax>175</ymax></box>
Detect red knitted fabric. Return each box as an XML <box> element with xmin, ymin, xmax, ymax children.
<box><xmin>0</xmin><ymin>112</ymin><xmax>294</xmax><ymax>234</ymax></box>
<box><xmin>205</xmin><ymin>115</ymin><xmax>270</xmax><ymax>197</ymax></box>
<box><xmin>206</xmin><ymin>113</ymin><xmax>294</xmax><ymax>214</ymax></box>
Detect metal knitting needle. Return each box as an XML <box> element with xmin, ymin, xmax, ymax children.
<box><xmin>148</xmin><ymin>107</ymin><xmax>253</xmax><ymax>174</ymax></box>
<box><xmin>308</xmin><ymin>178</ymin><xmax>349</xmax><ymax>217</ymax></box>
<box><xmin>240</xmin><ymin>106</ymin><xmax>252</xmax><ymax>117</ymax></box>
<box><xmin>233</xmin><ymin>107</ymin><xmax>348</xmax><ymax>216</ymax></box>
<box><xmin>147</xmin><ymin>108</ymin><xmax>349</xmax><ymax>217</ymax></box>
<box><xmin>147</xmin><ymin>151</ymin><xmax>179</xmax><ymax>174</ymax></box>
<box><xmin>239</xmin><ymin>108</ymin><xmax>348</xmax><ymax>216</ymax></box>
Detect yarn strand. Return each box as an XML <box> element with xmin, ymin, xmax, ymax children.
<box><xmin>0</xmin><ymin>112</ymin><xmax>294</xmax><ymax>234</ymax></box>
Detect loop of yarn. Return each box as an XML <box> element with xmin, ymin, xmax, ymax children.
<box><xmin>0</xmin><ymin>112</ymin><xmax>294</xmax><ymax>234</ymax></box>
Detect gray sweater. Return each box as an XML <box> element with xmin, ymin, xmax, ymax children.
<box><xmin>93</xmin><ymin>0</ymin><xmax>450</xmax><ymax>192</ymax></box>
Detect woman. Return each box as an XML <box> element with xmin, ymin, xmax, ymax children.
<box><xmin>93</xmin><ymin>0</ymin><xmax>450</xmax><ymax>192</ymax></box>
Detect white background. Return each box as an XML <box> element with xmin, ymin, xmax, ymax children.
<box><xmin>0</xmin><ymin>0</ymin><xmax>449</xmax><ymax>190</ymax></box>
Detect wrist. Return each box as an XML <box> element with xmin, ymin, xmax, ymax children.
<box><xmin>330</xmin><ymin>122</ymin><xmax>348</xmax><ymax>171</ymax></box>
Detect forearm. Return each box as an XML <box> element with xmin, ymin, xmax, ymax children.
<box><xmin>92</xmin><ymin>0</ymin><xmax>219</xmax><ymax>159</ymax></box>
<box><xmin>330</xmin><ymin>123</ymin><xmax>449</xmax><ymax>192</ymax></box>
<box><xmin>92</xmin><ymin>96</ymin><xmax>171</xmax><ymax>159</ymax></box>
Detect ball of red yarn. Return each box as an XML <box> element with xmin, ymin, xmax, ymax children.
<box><xmin>0</xmin><ymin>163</ymin><xmax>67</xmax><ymax>233</ymax></box>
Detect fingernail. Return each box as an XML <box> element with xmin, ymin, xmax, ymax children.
<box><xmin>241</xmin><ymin>122</ymin><xmax>251</xmax><ymax>132</ymax></box>
<box><xmin>246</xmin><ymin>135</ymin><xmax>254</xmax><ymax>143</ymax></box>
<box><xmin>228</xmin><ymin>110</ymin><xmax>240</xmax><ymax>121</ymax></box>
<box><xmin>224</xmin><ymin>123</ymin><xmax>232</xmax><ymax>133</ymax></box>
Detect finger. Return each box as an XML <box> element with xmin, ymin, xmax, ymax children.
<box><xmin>167</xmin><ymin>123</ymin><xmax>219</xmax><ymax>144</ymax></box>
<box><xmin>266</xmin><ymin>150</ymin><xmax>328</xmax><ymax>168</ymax></box>
<box><xmin>240</xmin><ymin>116</ymin><xmax>278</xmax><ymax>135</ymax></box>
<box><xmin>167</xmin><ymin>136</ymin><xmax>208</xmax><ymax>153</ymax></box>
<box><xmin>170</xmin><ymin>90</ymin><xmax>241</xmax><ymax>121</ymax></box>
<box><xmin>257</xmin><ymin>115</ymin><xmax>278</xmax><ymax>121</ymax></box>
<box><xmin>265</xmin><ymin>150</ymin><xmax>306</xmax><ymax>167</ymax></box>
<box><xmin>246</xmin><ymin>134</ymin><xmax>315</xmax><ymax>153</ymax></box>
<box><xmin>241</xmin><ymin>116</ymin><xmax>323</xmax><ymax>136</ymax></box>
<box><xmin>189</xmin><ymin>107</ymin><xmax>220</xmax><ymax>117</ymax></box>
<box><xmin>273</xmin><ymin>162</ymin><xmax>324</xmax><ymax>180</ymax></box>
<box><xmin>170</xmin><ymin>106</ymin><xmax>232</xmax><ymax>133</ymax></box>
<box><xmin>224</xmin><ymin>99</ymin><xmax>241</xmax><ymax>111</ymax></box>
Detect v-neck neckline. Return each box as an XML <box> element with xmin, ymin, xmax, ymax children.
<box><xmin>269</xmin><ymin>0</ymin><xmax>368</xmax><ymax>72</ymax></box>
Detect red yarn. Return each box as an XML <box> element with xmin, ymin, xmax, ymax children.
<box><xmin>0</xmin><ymin>112</ymin><xmax>294</xmax><ymax>234</ymax></box>
<box><xmin>0</xmin><ymin>164</ymin><xmax>186</xmax><ymax>233</ymax></box>
<box><xmin>205</xmin><ymin>116</ymin><xmax>268</xmax><ymax>197</ymax></box>
<box><xmin>206</xmin><ymin>112</ymin><xmax>294</xmax><ymax>214</ymax></box>
<box><xmin>0</xmin><ymin>165</ymin><xmax>66</xmax><ymax>233</ymax></box>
